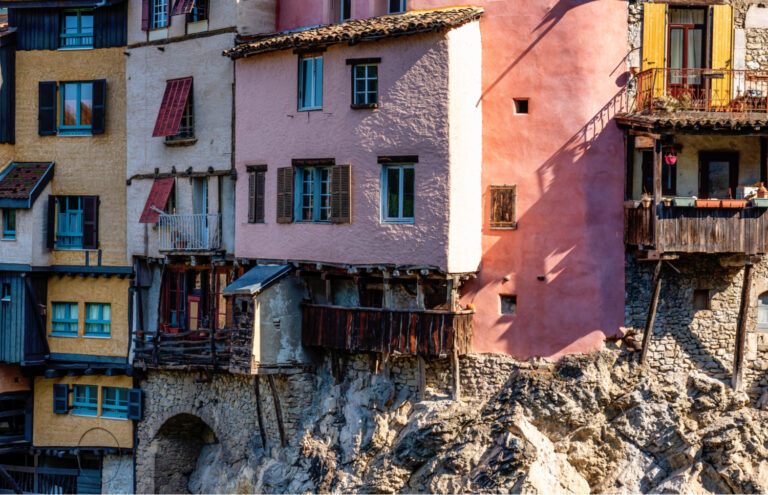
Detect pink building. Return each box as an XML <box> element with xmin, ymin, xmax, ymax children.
<box><xmin>228</xmin><ymin>0</ymin><xmax>627</xmax><ymax>362</ymax></box>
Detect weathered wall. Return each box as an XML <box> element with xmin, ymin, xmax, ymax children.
<box><xmin>237</xmin><ymin>0</ymin><xmax>277</xmax><ymax>36</ymax></box>
<box><xmin>102</xmin><ymin>454</ymin><xmax>134</xmax><ymax>495</ymax></box>
<box><xmin>0</xmin><ymin>182</ymin><xmax>52</xmax><ymax>267</ymax></box>
<box><xmin>625</xmin><ymin>254</ymin><xmax>768</xmax><ymax>397</ymax></box>
<box><xmin>33</xmin><ymin>375</ymin><xmax>133</xmax><ymax>447</ymax></box>
<box><xmin>46</xmin><ymin>276</ymin><xmax>130</xmax><ymax>358</ymax></box>
<box><xmin>126</xmin><ymin>0</ymin><xmax>237</xmax><ymax>45</ymax></box>
<box><xmin>0</xmin><ymin>363</ymin><xmax>29</xmax><ymax>393</ymax></box>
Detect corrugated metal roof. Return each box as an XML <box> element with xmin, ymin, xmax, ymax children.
<box><xmin>222</xmin><ymin>265</ymin><xmax>292</xmax><ymax>296</ymax></box>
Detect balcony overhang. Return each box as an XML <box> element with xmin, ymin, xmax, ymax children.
<box><xmin>616</xmin><ymin>113</ymin><xmax>768</xmax><ymax>135</ymax></box>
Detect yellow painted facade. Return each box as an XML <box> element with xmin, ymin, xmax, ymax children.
<box><xmin>33</xmin><ymin>375</ymin><xmax>133</xmax><ymax>448</ymax></box>
<box><xmin>46</xmin><ymin>276</ymin><xmax>130</xmax><ymax>357</ymax></box>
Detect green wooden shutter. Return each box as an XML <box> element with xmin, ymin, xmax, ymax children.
<box><xmin>38</xmin><ymin>81</ymin><xmax>57</xmax><ymax>135</ymax></box>
<box><xmin>330</xmin><ymin>165</ymin><xmax>351</xmax><ymax>224</ymax></box>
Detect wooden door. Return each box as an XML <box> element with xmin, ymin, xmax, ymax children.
<box><xmin>699</xmin><ymin>151</ymin><xmax>738</xmax><ymax>199</ymax></box>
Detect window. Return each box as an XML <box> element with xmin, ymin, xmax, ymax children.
<box><xmin>298</xmin><ymin>56</ymin><xmax>323</xmax><ymax>111</ymax></box>
<box><xmin>153</xmin><ymin>78</ymin><xmax>193</xmax><ymax>139</ymax></box>
<box><xmin>51</xmin><ymin>302</ymin><xmax>78</xmax><ymax>336</ymax></box>
<box><xmin>167</xmin><ymin>90</ymin><xmax>195</xmax><ymax>142</ymax></box>
<box><xmin>85</xmin><ymin>303</ymin><xmax>111</xmax><ymax>337</ymax></box>
<box><xmin>296</xmin><ymin>167</ymin><xmax>331</xmax><ymax>221</ymax></box>
<box><xmin>352</xmin><ymin>63</ymin><xmax>378</xmax><ymax>107</ymax></box>
<box><xmin>382</xmin><ymin>165</ymin><xmax>414</xmax><ymax>223</ymax></box>
<box><xmin>693</xmin><ymin>289</ymin><xmax>710</xmax><ymax>310</ymax></box>
<box><xmin>60</xmin><ymin>9</ymin><xmax>94</xmax><ymax>49</ymax></box>
<box><xmin>500</xmin><ymin>294</ymin><xmax>517</xmax><ymax>315</ymax></box>
<box><xmin>151</xmin><ymin>0</ymin><xmax>169</xmax><ymax>29</ymax></box>
<box><xmin>72</xmin><ymin>385</ymin><xmax>97</xmax><ymax>416</ymax></box>
<box><xmin>1</xmin><ymin>283</ymin><xmax>10</xmax><ymax>302</ymax></box>
<box><xmin>513</xmin><ymin>98</ymin><xmax>529</xmax><ymax>114</ymax></box>
<box><xmin>490</xmin><ymin>185</ymin><xmax>517</xmax><ymax>229</ymax></box>
<box><xmin>759</xmin><ymin>292</ymin><xmax>768</xmax><ymax>332</ymax></box>
<box><xmin>55</xmin><ymin>196</ymin><xmax>83</xmax><ymax>248</ymax></box>
<box><xmin>2</xmin><ymin>209</ymin><xmax>15</xmax><ymax>239</ymax></box>
<box><xmin>699</xmin><ymin>152</ymin><xmax>738</xmax><ymax>199</ymax></box>
<box><xmin>187</xmin><ymin>0</ymin><xmax>208</xmax><ymax>22</ymax></box>
<box><xmin>667</xmin><ymin>8</ymin><xmax>705</xmax><ymax>86</ymax></box>
<box><xmin>341</xmin><ymin>0</ymin><xmax>351</xmax><ymax>22</ymax></box>
<box><xmin>641</xmin><ymin>151</ymin><xmax>676</xmax><ymax>196</ymax></box>
<box><xmin>248</xmin><ymin>166</ymin><xmax>266</xmax><ymax>224</ymax></box>
<box><xmin>60</xmin><ymin>82</ymin><xmax>93</xmax><ymax>134</ymax></box>
<box><xmin>388</xmin><ymin>0</ymin><xmax>406</xmax><ymax>14</ymax></box>
<box><xmin>102</xmin><ymin>387</ymin><xmax>129</xmax><ymax>419</ymax></box>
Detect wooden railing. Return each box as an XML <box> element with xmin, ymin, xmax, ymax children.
<box><xmin>134</xmin><ymin>328</ymin><xmax>231</xmax><ymax>369</ymax></box>
<box><xmin>301</xmin><ymin>304</ymin><xmax>474</xmax><ymax>357</ymax></box>
<box><xmin>624</xmin><ymin>204</ymin><xmax>768</xmax><ymax>254</ymax></box>
<box><xmin>0</xmin><ymin>464</ymin><xmax>84</xmax><ymax>494</ymax></box>
<box><xmin>635</xmin><ymin>68</ymin><xmax>768</xmax><ymax>114</ymax></box>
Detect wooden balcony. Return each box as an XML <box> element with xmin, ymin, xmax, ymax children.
<box><xmin>301</xmin><ymin>304</ymin><xmax>474</xmax><ymax>357</ymax></box>
<box><xmin>624</xmin><ymin>203</ymin><xmax>768</xmax><ymax>255</ymax></box>
<box><xmin>133</xmin><ymin>328</ymin><xmax>231</xmax><ymax>370</ymax></box>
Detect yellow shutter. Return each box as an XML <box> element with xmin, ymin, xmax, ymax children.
<box><xmin>642</xmin><ymin>3</ymin><xmax>666</xmax><ymax>98</ymax></box>
<box><xmin>711</xmin><ymin>5</ymin><xmax>733</xmax><ymax>107</ymax></box>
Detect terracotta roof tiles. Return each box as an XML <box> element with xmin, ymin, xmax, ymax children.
<box><xmin>0</xmin><ymin>162</ymin><xmax>54</xmax><ymax>208</ymax></box>
<box><xmin>616</xmin><ymin>112</ymin><xmax>768</xmax><ymax>132</ymax></box>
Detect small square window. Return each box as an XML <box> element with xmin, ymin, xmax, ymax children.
<box><xmin>72</xmin><ymin>384</ymin><xmax>97</xmax><ymax>416</ymax></box>
<box><xmin>51</xmin><ymin>302</ymin><xmax>78</xmax><ymax>336</ymax></box>
<box><xmin>298</xmin><ymin>56</ymin><xmax>323</xmax><ymax>111</ymax></box>
<box><xmin>102</xmin><ymin>387</ymin><xmax>129</xmax><ymax>419</ymax></box>
<box><xmin>514</xmin><ymin>98</ymin><xmax>529</xmax><ymax>114</ymax></box>
<box><xmin>500</xmin><ymin>294</ymin><xmax>517</xmax><ymax>315</ymax></box>
<box><xmin>693</xmin><ymin>289</ymin><xmax>710</xmax><ymax>310</ymax></box>
<box><xmin>2</xmin><ymin>209</ymin><xmax>15</xmax><ymax>239</ymax></box>
<box><xmin>382</xmin><ymin>164</ymin><xmax>414</xmax><ymax>223</ymax></box>
<box><xmin>85</xmin><ymin>303</ymin><xmax>111</xmax><ymax>337</ymax></box>
<box><xmin>388</xmin><ymin>0</ymin><xmax>406</xmax><ymax>14</ymax></box>
<box><xmin>60</xmin><ymin>9</ymin><xmax>94</xmax><ymax>49</ymax></box>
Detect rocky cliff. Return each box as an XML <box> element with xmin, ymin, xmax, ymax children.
<box><xmin>187</xmin><ymin>348</ymin><xmax>768</xmax><ymax>494</ymax></box>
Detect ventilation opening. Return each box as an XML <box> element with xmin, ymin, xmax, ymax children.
<box><xmin>693</xmin><ymin>289</ymin><xmax>711</xmax><ymax>311</ymax></box>
<box><xmin>514</xmin><ymin>98</ymin><xmax>529</xmax><ymax>114</ymax></box>
<box><xmin>500</xmin><ymin>294</ymin><xmax>517</xmax><ymax>315</ymax></box>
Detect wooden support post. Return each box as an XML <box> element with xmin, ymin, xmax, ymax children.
<box><xmin>416</xmin><ymin>278</ymin><xmax>425</xmax><ymax>309</ymax></box>
<box><xmin>625</xmin><ymin>130</ymin><xmax>635</xmax><ymax>201</ymax></box>
<box><xmin>733</xmin><ymin>263</ymin><xmax>753</xmax><ymax>391</ymax></box>
<box><xmin>417</xmin><ymin>356</ymin><xmax>426</xmax><ymax>399</ymax></box>
<box><xmin>268</xmin><ymin>374</ymin><xmax>287</xmax><ymax>448</ymax></box>
<box><xmin>452</xmin><ymin>346</ymin><xmax>461</xmax><ymax>402</ymax></box>
<box><xmin>254</xmin><ymin>376</ymin><xmax>267</xmax><ymax>449</ymax></box>
<box><xmin>640</xmin><ymin>260</ymin><xmax>663</xmax><ymax>365</ymax></box>
<box><xmin>653</xmin><ymin>139</ymin><xmax>662</xmax><ymax>205</ymax></box>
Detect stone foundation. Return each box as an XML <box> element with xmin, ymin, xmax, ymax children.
<box><xmin>101</xmin><ymin>454</ymin><xmax>133</xmax><ymax>494</ymax></box>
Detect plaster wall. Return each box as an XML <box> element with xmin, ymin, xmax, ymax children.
<box><xmin>13</xmin><ymin>48</ymin><xmax>127</xmax><ymax>267</ymax></box>
<box><xmin>234</xmin><ymin>31</ymin><xmax>481</xmax><ymax>272</ymax></box>
<box><xmin>0</xmin><ymin>182</ymin><xmax>52</xmax><ymax>267</ymax></box>
<box><xmin>46</xmin><ymin>276</ymin><xmax>130</xmax><ymax>358</ymax></box>
<box><xmin>127</xmin><ymin>0</ymin><xmax>236</xmax><ymax>44</ymax></box>
<box><xmin>237</xmin><ymin>0</ymin><xmax>277</xmax><ymax>35</ymax></box>
<box><xmin>0</xmin><ymin>364</ymin><xmax>29</xmax><ymax>393</ymax></box>
<box><xmin>33</xmin><ymin>375</ymin><xmax>133</xmax><ymax>448</ymax></box>
<box><xmin>277</xmin><ymin>0</ymin><xmax>389</xmax><ymax>29</ymax></box>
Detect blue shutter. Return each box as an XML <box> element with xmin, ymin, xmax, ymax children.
<box><xmin>53</xmin><ymin>384</ymin><xmax>68</xmax><ymax>414</ymax></box>
<box><xmin>127</xmin><ymin>389</ymin><xmax>142</xmax><ymax>420</ymax></box>
<box><xmin>315</xmin><ymin>57</ymin><xmax>323</xmax><ymax>108</ymax></box>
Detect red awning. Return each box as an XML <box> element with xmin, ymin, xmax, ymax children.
<box><xmin>139</xmin><ymin>178</ymin><xmax>175</xmax><ymax>223</ymax></box>
<box><xmin>152</xmin><ymin>78</ymin><xmax>193</xmax><ymax>137</ymax></box>
<box><xmin>171</xmin><ymin>0</ymin><xmax>195</xmax><ymax>15</ymax></box>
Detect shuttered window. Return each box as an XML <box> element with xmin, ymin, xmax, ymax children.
<box><xmin>72</xmin><ymin>385</ymin><xmax>97</xmax><ymax>416</ymax></box>
<box><xmin>140</xmin><ymin>177</ymin><xmax>175</xmax><ymax>223</ymax></box>
<box><xmin>295</xmin><ymin>166</ymin><xmax>332</xmax><ymax>221</ymax></box>
<box><xmin>276</xmin><ymin>167</ymin><xmax>294</xmax><ymax>223</ymax></box>
<box><xmin>171</xmin><ymin>0</ymin><xmax>195</xmax><ymax>15</ymax></box>
<box><xmin>248</xmin><ymin>165</ymin><xmax>266</xmax><ymax>224</ymax></box>
<box><xmin>153</xmin><ymin>78</ymin><xmax>193</xmax><ymax>137</ymax></box>
<box><xmin>330</xmin><ymin>165</ymin><xmax>351</xmax><ymax>223</ymax></box>
<box><xmin>38</xmin><ymin>81</ymin><xmax>57</xmax><ymax>135</ymax></box>
<box><xmin>102</xmin><ymin>387</ymin><xmax>128</xmax><ymax>419</ymax></box>
<box><xmin>490</xmin><ymin>185</ymin><xmax>517</xmax><ymax>229</ymax></box>
<box><xmin>49</xmin><ymin>195</ymin><xmax>99</xmax><ymax>250</ymax></box>
<box><xmin>38</xmin><ymin>80</ymin><xmax>105</xmax><ymax>136</ymax></box>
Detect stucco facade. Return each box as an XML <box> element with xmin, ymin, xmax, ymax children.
<box><xmin>233</xmin><ymin>24</ymin><xmax>483</xmax><ymax>274</ymax></box>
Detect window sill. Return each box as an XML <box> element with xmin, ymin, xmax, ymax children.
<box><xmin>71</xmin><ymin>412</ymin><xmax>98</xmax><ymax>418</ymax></box>
<box><xmin>1</xmin><ymin>237</ymin><xmax>16</xmax><ymax>241</ymax></box>
<box><xmin>351</xmin><ymin>103</ymin><xmax>378</xmax><ymax>109</ymax></box>
<box><xmin>294</xmin><ymin>220</ymin><xmax>332</xmax><ymax>224</ymax></box>
<box><xmin>164</xmin><ymin>137</ymin><xmax>198</xmax><ymax>147</ymax></box>
<box><xmin>381</xmin><ymin>219</ymin><xmax>414</xmax><ymax>225</ymax></box>
<box><xmin>298</xmin><ymin>107</ymin><xmax>323</xmax><ymax>112</ymax></box>
<box><xmin>83</xmin><ymin>334</ymin><xmax>111</xmax><ymax>339</ymax></box>
<box><xmin>490</xmin><ymin>224</ymin><xmax>518</xmax><ymax>230</ymax></box>
<box><xmin>100</xmin><ymin>414</ymin><xmax>128</xmax><ymax>421</ymax></box>
<box><xmin>148</xmin><ymin>27</ymin><xmax>169</xmax><ymax>41</ymax></box>
<box><xmin>57</xmin><ymin>130</ymin><xmax>92</xmax><ymax>137</ymax></box>
<box><xmin>49</xmin><ymin>333</ymin><xmax>79</xmax><ymax>338</ymax></box>
<box><xmin>186</xmin><ymin>19</ymin><xmax>208</xmax><ymax>35</ymax></box>
<box><xmin>58</xmin><ymin>46</ymin><xmax>94</xmax><ymax>51</ymax></box>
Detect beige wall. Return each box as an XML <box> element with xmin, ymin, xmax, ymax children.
<box><xmin>33</xmin><ymin>375</ymin><xmax>133</xmax><ymax>448</ymax></box>
<box><xmin>46</xmin><ymin>277</ymin><xmax>130</xmax><ymax>358</ymax></box>
<box><xmin>0</xmin><ymin>364</ymin><xmax>30</xmax><ymax>394</ymax></box>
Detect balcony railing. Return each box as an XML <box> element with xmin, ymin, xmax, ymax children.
<box><xmin>301</xmin><ymin>304</ymin><xmax>474</xmax><ymax>357</ymax></box>
<box><xmin>158</xmin><ymin>213</ymin><xmax>221</xmax><ymax>252</ymax></box>
<box><xmin>0</xmin><ymin>465</ymin><xmax>82</xmax><ymax>494</ymax></box>
<box><xmin>634</xmin><ymin>68</ymin><xmax>768</xmax><ymax>114</ymax></box>
<box><xmin>133</xmin><ymin>328</ymin><xmax>232</xmax><ymax>370</ymax></box>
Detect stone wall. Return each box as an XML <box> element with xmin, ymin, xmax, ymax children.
<box><xmin>102</xmin><ymin>454</ymin><xmax>134</xmax><ymax>494</ymax></box>
<box><xmin>625</xmin><ymin>254</ymin><xmax>768</xmax><ymax>400</ymax></box>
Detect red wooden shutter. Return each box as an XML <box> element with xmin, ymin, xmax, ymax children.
<box><xmin>489</xmin><ymin>185</ymin><xmax>517</xmax><ymax>229</ymax></box>
<box><xmin>140</xmin><ymin>178</ymin><xmax>175</xmax><ymax>223</ymax></box>
<box><xmin>276</xmin><ymin>167</ymin><xmax>294</xmax><ymax>224</ymax></box>
<box><xmin>82</xmin><ymin>196</ymin><xmax>99</xmax><ymax>249</ymax></box>
<box><xmin>141</xmin><ymin>0</ymin><xmax>150</xmax><ymax>30</ymax></box>
<box><xmin>152</xmin><ymin>78</ymin><xmax>193</xmax><ymax>137</ymax></box>
<box><xmin>171</xmin><ymin>0</ymin><xmax>196</xmax><ymax>16</ymax></box>
<box><xmin>330</xmin><ymin>165</ymin><xmax>351</xmax><ymax>224</ymax></box>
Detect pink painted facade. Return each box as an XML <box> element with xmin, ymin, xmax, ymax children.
<box><xmin>235</xmin><ymin>0</ymin><xmax>628</xmax><ymax>360</ymax></box>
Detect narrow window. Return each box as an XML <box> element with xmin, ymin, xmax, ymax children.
<box><xmin>388</xmin><ymin>0</ymin><xmax>406</xmax><ymax>14</ymax></box>
<box><xmin>51</xmin><ymin>302</ymin><xmax>78</xmax><ymax>336</ymax></box>
<box><xmin>693</xmin><ymin>289</ymin><xmax>710</xmax><ymax>310</ymax></box>
<box><xmin>166</xmin><ymin>88</ymin><xmax>195</xmax><ymax>142</ymax></box>
<box><xmin>382</xmin><ymin>164</ymin><xmax>415</xmax><ymax>223</ymax></box>
<box><xmin>101</xmin><ymin>387</ymin><xmax>129</xmax><ymax>419</ymax></box>
<box><xmin>60</xmin><ymin>9</ymin><xmax>94</xmax><ymax>49</ymax></box>
<box><xmin>758</xmin><ymin>292</ymin><xmax>768</xmax><ymax>332</ymax></box>
<box><xmin>71</xmin><ymin>385</ymin><xmax>98</xmax><ymax>416</ymax></box>
<box><xmin>248</xmin><ymin>166</ymin><xmax>266</xmax><ymax>224</ymax></box>
<box><xmin>85</xmin><ymin>303</ymin><xmax>111</xmax><ymax>337</ymax></box>
<box><xmin>295</xmin><ymin>166</ymin><xmax>332</xmax><ymax>222</ymax></box>
<box><xmin>187</xmin><ymin>0</ymin><xmax>208</xmax><ymax>23</ymax></box>
<box><xmin>341</xmin><ymin>0</ymin><xmax>351</xmax><ymax>21</ymax></box>
<box><xmin>490</xmin><ymin>185</ymin><xmax>517</xmax><ymax>229</ymax></box>
<box><xmin>1</xmin><ymin>283</ymin><xmax>10</xmax><ymax>302</ymax></box>
<box><xmin>513</xmin><ymin>98</ymin><xmax>529</xmax><ymax>114</ymax></box>
<box><xmin>55</xmin><ymin>196</ymin><xmax>84</xmax><ymax>249</ymax></box>
<box><xmin>500</xmin><ymin>294</ymin><xmax>517</xmax><ymax>315</ymax></box>
<box><xmin>2</xmin><ymin>209</ymin><xmax>15</xmax><ymax>239</ymax></box>
<box><xmin>151</xmin><ymin>0</ymin><xmax>169</xmax><ymax>29</ymax></box>
<box><xmin>298</xmin><ymin>56</ymin><xmax>323</xmax><ymax>111</ymax></box>
<box><xmin>59</xmin><ymin>82</ymin><xmax>93</xmax><ymax>134</ymax></box>
<box><xmin>352</xmin><ymin>63</ymin><xmax>379</xmax><ymax>107</ymax></box>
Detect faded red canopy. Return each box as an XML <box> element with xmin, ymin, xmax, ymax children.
<box><xmin>152</xmin><ymin>78</ymin><xmax>192</xmax><ymax>137</ymax></box>
<box><xmin>139</xmin><ymin>178</ymin><xmax>175</xmax><ymax>223</ymax></box>
<box><xmin>171</xmin><ymin>0</ymin><xmax>195</xmax><ymax>15</ymax></box>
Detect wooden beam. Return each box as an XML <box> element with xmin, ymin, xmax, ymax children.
<box><xmin>625</xmin><ymin>130</ymin><xmax>635</xmax><ymax>201</ymax></box>
<box><xmin>417</xmin><ymin>356</ymin><xmax>426</xmax><ymax>399</ymax></box>
<box><xmin>267</xmin><ymin>375</ymin><xmax>287</xmax><ymax>448</ymax></box>
<box><xmin>653</xmin><ymin>139</ymin><xmax>662</xmax><ymax>205</ymax></box>
<box><xmin>630</xmin><ymin>129</ymin><xmax>661</xmax><ymax>139</ymax></box>
<box><xmin>253</xmin><ymin>377</ymin><xmax>267</xmax><ymax>449</ymax></box>
<box><xmin>452</xmin><ymin>347</ymin><xmax>461</xmax><ymax>402</ymax></box>
<box><xmin>640</xmin><ymin>260</ymin><xmax>663</xmax><ymax>365</ymax></box>
<box><xmin>732</xmin><ymin>263</ymin><xmax>753</xmax><ymax>391</ymax></box>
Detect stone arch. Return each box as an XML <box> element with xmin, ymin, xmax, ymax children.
<box><xmin>149</xmin><ymin>413</ymin><xmax>219</xmax><ymax>494</ymax></box>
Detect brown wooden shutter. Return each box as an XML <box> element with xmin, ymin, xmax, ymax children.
<box><xmin>141</xmin><ymin>0</ymin><xmax>150</xmax><ymax>30</ymax></box>
<box><xmin>330</xmin><ymin>164</ymin><xmax>351</xmax><ymax>224</ymax></box>
<box><xmin>276</xmin><ymin>167</ymin><xmax>294</xmax><ymax>224</ymax></box>
<box><xmin>82</xmin><ymin>196</ymin><xmax>99</xmax><ymax>249</ymax></box>
<box><xmin>254</xmin><ymin>171</ymin><xmax>265</xmax><ymax>223</ymax></box>
<box><xmin>489</xmin><ymin>185</ymin><xmax>517</xmax><ymax>229</ymax></box>
<box><xmin>46</xmin><ymin>195</ymin><xmax>57</xmax><ymax>249</ymax></box>
<box><xmin>38</xmin><ymin>81</ymin><xmax>57</xmax><ymax>136</ymax></box>
<box><xmin>248</xmin><ymin>171</ymin><xmax>256</xmax><ymax>223</ymax></box>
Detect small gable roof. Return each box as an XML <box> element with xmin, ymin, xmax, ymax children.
<box><xmin>0</xmin><ymin>162</ymin><xmax>54</xmax><ymax>208</ymax></box>
<box><xmin>222</xmin><ymin>265</ymin><xmax>293</xmax><ymax>296</ymax></box>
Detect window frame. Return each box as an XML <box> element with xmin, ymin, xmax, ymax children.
<box><xmin>165</xmin><ymin>88</ymin><xmax>195</xmax><ymax>143</ymax></box>
<box><xmin>351</xmin><ymin>62</ymin><xmax>379</xmax><ymax>108</ymax></box>
<box><xmin>51</xmin><ymin>302</ymin><xmax>79</xmax><ymax>337</ymax></box>
<box><xmin>55</xmin><ymin>196</ymin><xmax>84</xmax><ymax>249</ymax></box>
<box><xmin>381</xmin><ymin>164</ymin><xmax>415</xmax><ymax>224</ymax></box>
<box><xmin>150</xmin><ymin>0</ymin><xmax>169</xmax><ymax>29</ymax></box>
<box><xmin>59</xmin><ymin>9</ymin><xmax>94</xmax><ymax>50</ymax></box>
<box><xmin>101</xmin><ymin>387</ymin><xmax>129</xmax><ymax>420</ymax></box>
<box><xmin>71</xmin><ymin>385</ymin><xmax>98</xmax><ymax>417</ymax></box>
<box><xmin>340</xmin><ymin>0</ymin><xmax>351</xmax><ymax>22</ymax></box>
<box><xmin>2</xmin><ymin>209</ymin><xmax>15</xmax><ymax>240</ymax></box>
<box><xmin>187</xmin><ymin>0</ymin><xmax>209</xmax><ymax>23</ymax></box>
<box><xmin>387</xmin><ymin>0</ymin><xmax>406</xmax><ymax>14</ymax></box>
<box><xmin>294</xmin><ymin>166</ymin><xmax>332</xmax><ymax>222</ymax></box>
<box><xmin>1</xmin><ymin>283</ymin><xmax>11</xmax><ymax>302</ymax></box>
<box><xmin>298</xmin><ymin>55</ymin><xmax>324</xmax><ymax>111</ymax></box>
<box><xmin>59</xmin><ymin>81</ymin><xmax>94</xmax><ymax>135</ymax></box>
<box><xmin>84</xmin><ymin>303</ymin><xmax>111</xmax><ymax>338</ymax></box>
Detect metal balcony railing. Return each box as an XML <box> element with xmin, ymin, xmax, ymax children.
<box><xmin>158</xmin><ymin>213</ymin><xmax>221</xmax><ymax>252</ymax></box>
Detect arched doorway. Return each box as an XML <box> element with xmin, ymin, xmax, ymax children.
<box><xmin>151</xmin><ymin>414</ymin><xmax>218</xmax><ymax>494</ymax></box>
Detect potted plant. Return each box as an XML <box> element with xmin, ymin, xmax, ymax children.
<box><xmin>662</xmin><ymin>197</ymin><xmax>673</xmax><ymax>207</ymax></box>
<box><xmin>641</xmin><ymin>193</ymin><xmax>652</xmax><ymax>208</ymax></box>
<box><xmin>673</xmin><ymin>197</ymin><xmax>696</xmax><ymax>207</ymax></box>
<box><xmin>721</xmin><ymin>199</ymin><xmax>747</xmax><ymax>208</ymax></box>
<box><xmin>696</xmin><ymin>199</ymin><xmax>721</xmax><ymax>208</ymax></box>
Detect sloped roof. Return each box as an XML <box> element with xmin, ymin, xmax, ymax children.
<box><xmin>616</xmin><ymin>112</ymin><xmax>768</xmax><ymax>133</ymax></box>
<box><xmin>225</xmin><ymin>6</ymin><xmax>484</xmax><ymax>59</ymax></box>
<box><xmin>0</xmin><ymin>162</ymin><xmax>54</xmax><ymax>208</ymax></box>
<box><xmin>222</xmin><ymin>265</ymin><xmax>293</xmax><ymax>296</ymax></box>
